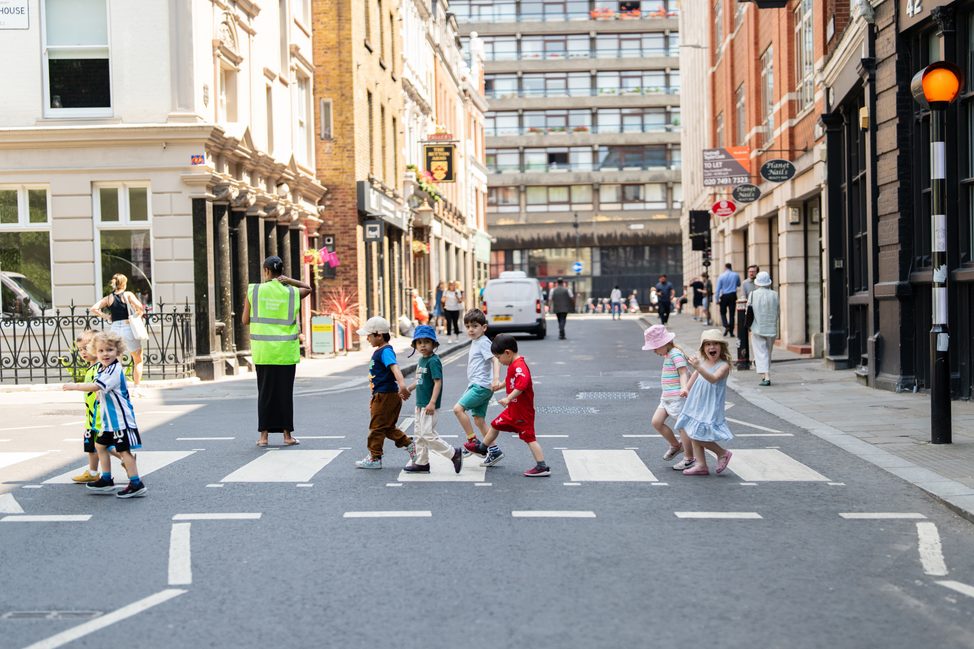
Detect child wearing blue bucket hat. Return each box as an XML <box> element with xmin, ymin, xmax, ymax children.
<box><xmin>403</xmin><ymin>325</ymin><xmax>463</xmax><ymax>474</ymax></box>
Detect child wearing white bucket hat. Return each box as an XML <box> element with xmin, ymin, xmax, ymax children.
<box><xmin>642</xmin><ymin>325</ymin><xmax>691</xmax><ymax>463</ymax></box>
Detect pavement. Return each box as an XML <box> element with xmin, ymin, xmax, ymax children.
<box><xmin>2</xmin><ymin>315</ymin><xmax>974</xmax><ymax>648</ymax></box>
<box><xmin>641</xmin><ymin>309</ymin><xmax>974</xmax><ymax>523</ymax></box>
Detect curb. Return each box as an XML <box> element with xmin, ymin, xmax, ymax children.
<box><xmin>0</xmin><ymin>377</ymin><xmax>201</xmax><ymax>393</ymax></box>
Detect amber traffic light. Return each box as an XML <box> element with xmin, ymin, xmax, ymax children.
<box><xmin>912</xmin><ymin>61</ymin><xmax>963</xmax><ymax>109</ymax></box>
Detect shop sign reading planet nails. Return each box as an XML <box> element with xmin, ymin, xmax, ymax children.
<box><xmin>759</xmin><ymin>159</ymin><xmax>797</xmax><ymax>183</ymax></box>
<box><xmin>0</xmin><ymin>0</ymin><xmax>28</xmax><ymax>29</ymax></box>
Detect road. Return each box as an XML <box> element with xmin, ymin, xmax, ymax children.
<box><xmin>2</xmin><ymin>316</ymin><xmax>974</xmax><ymax>649</ymax></box>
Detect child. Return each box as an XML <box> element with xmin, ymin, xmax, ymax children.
<box><xmin>455</xmin><ymin>309</ymin><xmax>501</xmax><ymax>457</ymax></box>
<box><xmin>641</xmin><ymin>325</ymin><xmax>690</xmax><ymax>464</ymax></box>
<box><xmin>63</xmin><ymin>331</ymin><xmax>146</xmax><ymax>498</ymax></box>
<box><xmin>470</xmin><ymin>334</ymin><xmax>550</xmax><ymax>477</ymax></box>
<box><xmin>70</xmin><ymin>331</ymin><xmax>102</xmax><ymax>483</ymax></box>
<box><xmin>403</xmin><ymin>325</ymin><xmax>462</xmax><ymax>474</ymax></box>
<box><xmin>355</xmin><ymin>316</ymin><xmax>417</xmax><ymax>469</ymax></box>
<box><xmin>672</xmin><ymin>329</ymin><xmax>734</xmax><ymax>476</ymax></box>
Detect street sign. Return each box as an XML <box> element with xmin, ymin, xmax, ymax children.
<box><xmin>702</xmin><ymin>147</ymin><xmax>751</xmax><ymax>186</ymax></box>
<box><xmin>759</xmin><ymin>159</ymin><xmax>796</xmax><ymax>183</ymax></box>
<box><xmin>363</xmin><ymin>220</ymin><xmax>384</xmax><ymax>241</ymax></box>
<box><xmin>572</xmin><ymin>261</ymin><xmax>583</xmax><ymax>274</ymax></box>
<box><xmin>711</xmin><ymin>200</ymin><xmax>737</xmax><ymax>218</ymax></box>
<box><xmin>732</xmin><ymin>184</ymin><xmax>761</xmax><ymax>203</ymax></box>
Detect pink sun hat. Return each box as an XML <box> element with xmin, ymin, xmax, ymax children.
<box><xmin>642</xmin><ymin>324</ymin><xmax>676</xmax><ymax>351</ymax></box>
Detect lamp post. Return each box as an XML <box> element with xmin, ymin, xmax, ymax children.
<box><xmin>572</xmin><ymin>212</ymin><xmax>580</xmax><ymax>298</ymax></box>
<box><xmin>911</xmin><ymin>61</ymin><xmax>963</xmax><ymax>444</ymax></box>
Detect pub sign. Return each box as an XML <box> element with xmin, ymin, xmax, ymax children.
<box><xmin>423</xmin><ymin>144</ymin><xmax>456</xmax><ymax>183</ymax></box>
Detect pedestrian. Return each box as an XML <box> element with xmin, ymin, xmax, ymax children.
<box><xmin>649</xmin><ymin>287</ymin><xmax>658</xmax><ymax>313</ymax></box>
<box><xmin>550</xmin><ymin>278</ymin><xmax>574</xmax><ymax>339</ymax></box>
<box><xmin>89</xmin><ymin>273</ymin><xmax>146</xmax><ymax>391</ymax></box>
<box><xmin>433</xmin><ymin>282</ymin><xmax>446</xmax><ymax>334</ymax></box>
<box><xmin>455</xmin><ymin>309</ymin><xmax>501</xmax><ymax>456</ymax></box>
<box><xmin>467</xmin><ymin>334</ymin><xmax>550</xmax><ymax>477</ymax></box>
<box><xmin>741</xmin><ymin>265</ymin><xmax>759</xmax><ymax>300</ymax></box>
<box><xmin>654</xmin><ymin>274</ymin><xmax>675</xmax><ymax>325</ymax></box>
<box><xmin>746</xmin><ymin>271</ymin><xmax>779</xmax><ymax>386</ymax></box>
<box><xmin>673</xmin><ymin>329</ymin><xmax>734</xmax><ymax>476</ymax></box>
<box><xmin>63</xmin><ymin>331</ymin><xmax>147</xmax><ymax>497</ymax></box>
<box><xmin>715</xmin><ymin>263</ymin><xmax>741</xmax><ymax>336</ymax></box>
<box><xmin>610</xmin><ymin>285</ymin><xmax>623</xmax><ymax>320</ymax></box>
<box><xmin>690</xmin><ymin>276</ymin><xmax>705</xmax><ymax>321</ymax></box>
<box><xmin>442</xmin><ymin>281</ymin><xmax>462</xmax><ymax>342</ymax></box>
<box><xmin>676</xmin><ymin>285</ymin><xmax>689</xmax><ymax>314</ymax></box>
<box><xmin>355</xmin><ymin>316</ymin><xmax>417</xmax><ymax>469</ymax></box>
<box><xmin>628</xmin><ymin>292</ymin><xmax>640</xmax><ymax>314</ymax></box>
<box><xmin>703</xmin><ymin>273</ymin><xmax>714</xmax><ymax>325</ymax></box>
<box><xmin>243</xmin><ymin>256</ymin><xmax>310</xmax><ymax>448</ymax></box>
<box><xmin>642</xmin><ymin>325</ymin><xmax>690</xmax><ymax>463</ymax></box>
<box><xmin>69</xmin><ymin>330</ymin><xmax>107</xmax><ymax>484</ymax></box>
<box><xmin>402</xmin><ymin>325</ymin><xmax>463</xmax><ymax>474</ymax></box>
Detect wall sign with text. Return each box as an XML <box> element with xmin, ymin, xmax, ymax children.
<box><xmin>423</xmin><ymin>144</ymin><xmax>455</xmax><ymax>183</ymax></box>
<box><xmin>0</xmin><ymin>1</ymin><xmax>29</xmax><ymax>29</ymax></box>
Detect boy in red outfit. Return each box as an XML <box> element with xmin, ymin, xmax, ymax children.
<box><xmin>474</xmin><ymin>333</ymin><xmax>550</xmax><ymax>477</ymax></box>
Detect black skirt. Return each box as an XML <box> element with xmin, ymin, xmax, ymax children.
<box><xmin>256</xmin><ymin>364</ymin><xmax>296</xmax><ymax>433</ymax></box>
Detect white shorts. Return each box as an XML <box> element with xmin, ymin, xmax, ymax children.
<box><xmin>656</xmin><ymin>397</ymin><xmax>685</xmax><ymax>419</ymax></box>
<box><xmin>111</xmin><ymin>321</ymin><xmax>142</xmax><ymax>353</ymax></box>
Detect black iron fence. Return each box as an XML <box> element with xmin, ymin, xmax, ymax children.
<box><xmin>0</xmin><ymin>302</ymin><xmax>195</xmax><ymax>385</ymax></box>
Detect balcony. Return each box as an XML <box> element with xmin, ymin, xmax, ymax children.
<box><xmin>486</xmin><ymin>56</ymin><xmax>679</xmax><ymax>74</ymax></box>
<box><xmin>487</xmin><ymin>129</ymin><xmax>681</xmax><ymax>148</ymax></box>
<box><xmin>485</xmin><ymin>86</ymin><xmax>681</xmax><ymax>100</ymax></box>
<box><xmin>488</xmin><ymin>168</ymin><xmax>681</xmax><ymax>186</ymax></box>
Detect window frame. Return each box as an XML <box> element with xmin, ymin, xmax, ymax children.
<box><xmin>794</xmin><ymin>0</ymin><xmax>814</xmax><ymax>111</ymax></box>
<box><xmin>41</xmin><ymin>0</ymin><xmax>113</xmax><ymax>118</ymax></box>
<box><xmin>0</xmin><ymin>186</ymin><xmax>52</xmax><ymax>228</ymax></box>
<box><xmin>92</xmin><ymin>182</ymin><xmax>155</xmax><ymax>306</ymax></box>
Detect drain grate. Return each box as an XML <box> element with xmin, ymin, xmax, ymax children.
<box><xmin>576</xmin><ymin>391</ymin><xmax>639</xmax><ymax>400</ymax></box>
<box><xmin>536</xmin><ymin>406</ymin><xmax>601</xmax><ymax>415</ymax></box>
<box><xmin>2</xmin><ymin>611</ymin><xmax>102</xmax><ymax>621</ymax></box>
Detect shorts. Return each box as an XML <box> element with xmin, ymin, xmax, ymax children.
<box><xmin>83</xmin><ymin>429</ymin><xmax>97</xmax><ymax>454</ymax></box>
<box><xmin>656</xmin><ymin>397</ymin><xmax>686</xmax><ymax>419</ymax></box>
<box><xmin>94</xmin><ymin>428</ymin><xmax>142</xmax><ymax>453</ymax></box>
<box><xmin>491</xmin><ymin>410</ymin><xmax>536</xmax><ymax>444</ymax></box>
<box><xmin>111</xmin><ymin>321</ymin><xmax>142</xmax><ymax>353</ymax></box>
<box><xmin>457</xmin><ymin>384</ymin><xmax>493</xmax><ymax>419</ymax></box>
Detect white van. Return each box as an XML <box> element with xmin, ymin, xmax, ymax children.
<box><xmin>482</xmin><ymin>271</ymin><xmax>546</xmax><ymax>339</ymax></box>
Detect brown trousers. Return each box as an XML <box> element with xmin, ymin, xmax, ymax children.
<box><xmin>368</xmin><ymin>392</ymin><xmax>412</xmax><ymax>458</ymax></box>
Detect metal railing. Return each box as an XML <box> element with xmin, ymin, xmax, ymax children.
<box><xmin>0</xmin><ymin>301</ymin><xmax>196</xmax><ymax>384</ymax></box>
<box><xmin>484</xmin><ymin>48</ymin><xmax>675</xmax><ymax>61</ymax></box>
<box><xmin>486</xmin><ymin>123</ymin><xmax>681</xmax><ymax>136</ymax></box>
<box><xmin>456</xmin><ymin>9</ymin><xmax>679</xmax><ymax>23</ymax></box>
<box><xmin>486</xmin><ymin>86</ymin><xmax>680</xmax><ymax>99</ymax></box>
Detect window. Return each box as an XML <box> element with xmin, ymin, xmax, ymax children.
<box><xmin>367</xmin><ymin>91</ymin><xmax>374</xmax><ymax>174</ymax></box>
<box><xmin>761</xmin><ymin>46</ymin><xmax>775</xmax><ymax>136</ymax></box>
<box><xmin>0</xmin><ymin>187</ymin><xmax>52</xmax><ymax>316</ymax></box>
<box><xmin>391</xmin><ymin>116</ymin><xmax>398</xmax><ymax>183</ymax></box>
<box><xmin>735</xmin><ymin>84</ymin><xmax>746</xmax><ymax>145</ymax></box>
<box><xmin>488</xmin><ymin>112</ymin><xmax>520</xmax><ymax>136</ymax></box>
<box><xmin>794</xmin><ymin>0</ymin><xmax>814</xmax><ymax>110</ymax></box>
<box><xmin>488</xmin><ymin>187</ymin><xmax>519</xmax><ymax>211</ymax></box>
<box><xmin>294</xmin><ymin>76</ymin><xmax>309</xmax><ymax>163</ymax></box>
<box><xmin>714</xmin><ymin>0</ymin><xmax>723</xmax><ymax>51</ymax></box>
<box><xmin>389</xmin><ymin>13</ymin><xmax>396</xmax><ymax>71</ymax></box>
<box><xmin>483</xmin><ymin>37</ymin><xmax>518</xmax><ymax>61</ymax></box>
<box><xmin>672</xmin><ymin>183</ymin><xmax>683</xmax><ymax>208</ymax></box>
<box><xmin>484</xmin><ymin>74</ymin><xmax>518</xmax><ymax>98</ymax></box>
<box><xmin>716</xmin><ymin>112</ymin><xmax>724</xmax><ymax>148</ymax></box>
<box><xmin>266</xmin><ymin>86</ymin><xmax>275</xmax><ymax>153</ymax></box>
<box><xmin>567</xmin><ymin>35</ymin><xmax>590</xmax><ymax>58</ymax></box>
<box><xmin>43</xmin><ymin>0</ymin><xmax>111</xmax><ymax>116</ymax></box>
<box><xmin>364</xmin><ymin>0</ymin><xmax>372</xmax><ymax>45</ymax></box>
<box><xmin>219</xmin><ymin>65</ymin><xmax>238</xmax><ymax>123</ymax></box>
<box><xmin>486</xmin><ymin>148</ymin><xmax>519</xmax><ymax>173</ymax></box>
<box><xmin>319</xmin><ymin>99</ymin><xmax>333</xmax><ymax>139</ymax></box>
<box><xmin>293</xmin><ymin>0</ymin><xmax>310</xmax><ymax>24</ymax></box>
<box><xmin>380</xmin><ymin>104</ymin><xmax>387</xmax><ymax>179</ymax></box>
<box><xmin>94</xmin><ymin>184</ymin><xmax>153</xmax><ymax>307</ymax></box>
<box><xmin>279</xmin><ymin>0</ymin><xmax>289</xmax><ymax>72</ymax></box>
<box><xmin>378</xmin><ymin>0</ymin><xmax>385</xmax><ymax>61</ymax></box>
<box><xmin>598</xmin><ymin>145</ymin><xmax>667</xmax><ymax>170</ymax></box>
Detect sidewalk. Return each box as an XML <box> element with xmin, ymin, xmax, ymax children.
<box><xmin>641</xmin><ymin>310</ymin><xmax>974</xmax><ymax>522</ymax></box>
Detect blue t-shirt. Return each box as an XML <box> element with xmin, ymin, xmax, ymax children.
<box><xmin>466</xmin><ymin>335</ymin><xmax>494</xmax><ymax>388</ymax></box>
<box><xmin>369</xmin><ymin>345</ymin><xmax>399</xmax><ymax>394</ymax></box>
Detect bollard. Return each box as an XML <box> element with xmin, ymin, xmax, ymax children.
<box><xmin>736</xmin><ymin>298</ymin><xmax>750</xmax><ymax>370</ymax></box>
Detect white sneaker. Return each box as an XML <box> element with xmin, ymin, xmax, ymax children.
<box><xmin>672</xmin><ymin>458</ymin><xmax>695</xmax><ymax>471</ymax></box>
<box><xmin>355</xmin><ymin>456</ymin><xmax>382</xmax><ymax>469</ymax></box>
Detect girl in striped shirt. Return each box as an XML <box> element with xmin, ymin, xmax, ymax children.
<box><xmin>642</xmin><ymin>325</ymin><xmax>690</xmax><ymax>466</ymax></box>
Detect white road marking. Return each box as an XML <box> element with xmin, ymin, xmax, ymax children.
<box><xmin>725</xmin><ymin>401</ymin><xmax>735</xmax><ymax>410</ymax></box>
<box><xmin>397</xmin><ymin>452</ymin><xmax>487</xmax><ymax>482</ymax></box>
<box><xmin>176</xmin><ymin>437</ymin><xmax>234</xmax><ymax>441</ymax></box>
<box><xmin>553</xmin><ymin>447</ymin><xmax>568</xmax><ymax>450</ymax></box>
<box><xmin>916</xmin><ymin>522</ymin><xmax>948</xmax><ymax>576</ymax></box>
<box><xmin>62</xmin><ymin>437</ymin><xmax>83</xmax><ymax>442</ymax></box>
<box><xmin>723</xmin><ymin>449</ymin><xmax>829</xmax><ymax>482</ymax></box>
<box><xmin>651</xmin><ymin>482</ymin><xmax>669</xmax><ymax>486</ymax></box>
<box><xmin>205</xmin><ymin>484</ymin><xmax>224</xmax><ymax>488</ymax></box>
<box><xmin>474</xmin><ymin>482</ymin><xmax>492</xmax><ymax>486</ymax></box>
<box><xmin>563</xmin><ymin>482</ymin><xmax>582</xmax><ymax>486</ymax></box>
<box><xmin>623</xmin><ymin>434</ymin><xmax>657</xmax><ymax>438</ymax></box>
<box><xmin>22</xmin><ymin>485</ymin><xmax>43</xmax><ymax>489</ymax></box>
<box><xmin>562</xmin><ymin>450</ymin><xmax>657</xmax><ymax>482</ymax></box>
<box><xmin>725</xmin><ymin>417</ymin><xmax>783</xmax><ymax>433</ymax></box>
<box><xmin>537</xmin><ymin>434</ymin><xmax>569</xmax><ymax>438</ymax></box>
<box><xmin>296</xmin><ymin>483</ymin><xmax>313</xmax><ymax>488</ymax></box>
<box><xmin>936</xmin><ymin>581</ymin><xmax>974</xmax><ymax>599</ymax></box>
<box><xmin>2</xmin><ymin>515</ymin><xmax>91</xmax><ymax>522</ymax></box>
<box><xmin>0</xmin><ymin>492</ymin><xmax>24</xmax><ymax>513</ymax></box>
<box><xmin>172</xmin><ymin>513</ymin><xmax>261</xmax><ymax>521</ymax></box>
<box><xmin>675</xmin><ymin>512</ymin><xmax>763</xmax><ymax>519</ymax></box>
<box><xmin>168</xmin><ymin>523</ymin><xmax>192</xmax><ymax>586</ymax></box>
<box><xmin>61</xmin><ymin>421</ymin><xmax>83</xmax><ymax>426</ymax></box>
<box><xmin>386</xmin><ymin>483</ymin><xmax>403</xmax><ymax>487</ymax></box>
<box><xmin>343</xmin><ymin>511</ymin><xmax>432</xmax><ymax>518</ymax></box>
<box><xmin>0</xmin><ymin>451</ymin><xmax>48</xmax><ymax>473</ymax></box>
<box><xmin>735</xmin><ymin>433</ymin><xmax>794</xmax><ymax>437</ymax></box>
<box><xmin>739</xmin><ymin>482</ymin><xmax>758</xmax><ymax>486</ymax></box>
<box><xmin>440</xmin><ymin>435</ymin><xmax>458</xmax><ymax>438</ymax></box>
<box><xmin>398</xmin><ymin>417</ymin><xmax>415</xmax><ymax>432</ymax></box>
<box><xmin>220</xmin><ymin>450</ymin><xmax>343</xmax><ymax>482</ymax></box>
<box><xmin>21</xmin><ymin>588</ymin><xmax>186</xmax><ymax>649</ymax></box>
<box><xmin>294</xmin><ymin>436</ymin><xmax>346</xmax><ymax>439</ymax></box>
<box><xmin>828</xmin><ymin>482</ymin><xmax>846</xmax><ymax>486</ymax></box>
<box><xmin>624</xmin><ymin>447</ymin><xmax>639</xmax><ymax>450</ymax></box>
<box><xmin>0</xmin><ymin>425</ymin><xmax>48</xmax><ymax>432</ymax></box>
<box><xmin>839</xmin><ymin>513</ymin><xmax>927</xmax><ymax>520</ymax></box>
<box><xmin>0</xmin><ymin>438</ymin><xmax>10</xmax><ymax>442</ymax></box>
<box><xmin>512</xmin><ymin>511</ymin><xmax>596</xmax><ymax>518</ymax></box>
<box><xmin>44</xmin><ymin>451</ymin><xmax>197</xmax><ymax>484</ymax></box>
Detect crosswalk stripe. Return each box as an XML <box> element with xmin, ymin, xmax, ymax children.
<box><xmin>721</xmin><ymin>449</ymin><xmax>828</xmax><ymax>482</ymax></box>
<box><xmin>562</xmin><ymin>450</ymin><xmax>657</xmax><ymax>482</ymax></box>
<box><xmin>397</xmin><ymin>452</ymin><xmax>487</xmax><ymax>482</ymax></box>
<box><xmin>726</xmin><ymin>417</ymin><xmax>782</xmax><ymax>433</ymax></box>
<box><xmin>0</xmin><ymin>451</ymin><xmax>48</xmax><ymax>473</ymax></box>
<box><xmin>220</xmin><ymin>450</ymin><xmax>343</xmax><ymax>482</ymax></box>
<box><xmin>43</xmin><ymin>451</ymin><xmax>197</xmax><ymax>484</ymax></box>
<box><xmin>0</xmin><ymin>493</ymin><xmax>25</xmax><ymax>513</ymax></box>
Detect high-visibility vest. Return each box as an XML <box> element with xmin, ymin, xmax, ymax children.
<box><xmin>248</xmin><ymin>281</ymin><xmax>300</xmax><ymax>365</ymax></box>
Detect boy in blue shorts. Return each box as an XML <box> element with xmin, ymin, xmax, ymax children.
<box><xmin>455</xmin><ymin>309</ymin><xmax>501</xmax><ymax>457</ymax></box>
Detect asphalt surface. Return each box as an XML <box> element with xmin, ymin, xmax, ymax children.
<box><xmin>2</xmin><ymin>315</ymin><xmax>974</xmax><ymax>649</ymax></box>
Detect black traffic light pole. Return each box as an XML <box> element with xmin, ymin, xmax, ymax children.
<box><xmin>928</xmin><ymin>106</ymin><xmax>951</xmax><ymax>443</ymax></box>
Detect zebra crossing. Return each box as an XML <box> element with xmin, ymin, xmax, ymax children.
<box><xmin>0</xmin><ymin>444</ymin><xmax>831</xmax><ymax>487</ymax></box>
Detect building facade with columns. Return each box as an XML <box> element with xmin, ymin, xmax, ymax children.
<box><xmin>0</xmin><ymin>0</ymin><xmax>325</xmax><ymax>380</ymax></box>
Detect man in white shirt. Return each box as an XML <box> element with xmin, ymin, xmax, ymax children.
<box><xmin>609</xmin><ymin>286</ymin><xmax>623</xmax><ymax>320</ymax></box>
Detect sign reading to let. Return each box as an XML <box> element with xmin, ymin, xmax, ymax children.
<box><xmin>424</xmin><ymin>144</ymin><xmax>456</xmax><ymax>183</ymax></box>
<box><xmin>702</xmin><ymin>147</ymin><xmax>751</xmax><ymax>186</ymax></box>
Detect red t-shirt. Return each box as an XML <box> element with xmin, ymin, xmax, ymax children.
<box><xmin>504</xmin><ymin>356</ymin><xmax>534</xmax><ymax>420</ymax></box>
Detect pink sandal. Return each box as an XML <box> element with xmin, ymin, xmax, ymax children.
<box><xmin>683</xmin><ymin>464</ymin><xmax>710</xmax><ymax>476</ymax></box>
<box><xmin>716</xmin><ymin>450</ymin><xmax>733</xmax><ymax>474</ymax></box>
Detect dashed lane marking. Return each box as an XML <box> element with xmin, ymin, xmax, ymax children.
<box><xmin>917</xmin><ymin>522</ymin><xmax>948</xmax><ymax>577</ymax></box>
<box><xmin>168</xmin><ymin>523</ymin><xmax>192</xmax><ymax>586</ymax></box>
<box><xmin>2</xmin><ymin>515</ymin><xmax>91</xmax><ymax>522</ymax></box>
<box><xmin>176</xmin><ymin>437</ymin><xmax>234</xmax><ymax>441</ymax></box>
<box><xmin>936</xmin><ymin>581</ymin><xmax>974</xmax><ymax>599</ymax></box>
<box><xmin>839</xmin><ymin>513</ymin><xmax>927</xmax><ymax>520</ymax></box>
<box><xmin>172</xmin><ymin>513</ymin><xmax>261</xmax><ymax>521</ymax></box>
<box><xmin>675</xmin><ymin>512</ymin><xmax>763</xmax><ymax>519</ymax></box>
<box><xmin>725</xmin><ymin>417</ymin><xmax>783</xmax><ymax>433</ymax></box>
<box><xmin>343</xmin><ymin>511</ymin><xmax>432</xmax><ymax>518</ymax></box>
<box><xmin>512</xmin><ymin>511</ymin><xmax>596</xmax><ymax>518</ymax></box>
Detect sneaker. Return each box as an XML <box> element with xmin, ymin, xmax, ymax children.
<box><xmin>355</xmin><ymin>456</ymin><xmax>382</xmax><ymax>469</ymax></box>
<box><xmin>404</xmin><ymin>442</ymin><xmax>417</xmax><ymax>462</ymax></box>
<box><xmin>85</xmin><ymin>477</ymin><xmax>117</xmax><ymax>493</ymax></box>
<box><xmin>463</xmin><ymin>439</ymin><xmax>487</xmax><ymax>457</ymax></box>
<box><xmin>662</xmin><ymin>445</ymin><xmax>683</xmax><ymax>461</ymax></box>
<box><xmin>116</xmin><ymin>482</ymin><xmax>147</xmax><ymax>498</ymax></box>
<box><xmin>524</xmin><ymin>465</ymin><xmax>551</xmax><ymax>477</ymax></box>
<box><xmin>672</xmin><ymin>458</ymin><xmax>696</xmax><ymax>471</ymax></box>
<box><xmin>403</xmin><ymin>463</ymin><xmax>430</xmax><ymax>473</ymax></box>
<box><xmin>71</xmin><ymin>470</ymin><xmax>100</xmax><ymax>483</ymax></box>
<box><xmin>451</xmin><ymin>448</ymin><xmax>463</xmax><ymax>474</ymax></box>
<box><xmin>480</xmin><ymin>448</ymin><xmax>504</xmax><ymax>467</ymax></box>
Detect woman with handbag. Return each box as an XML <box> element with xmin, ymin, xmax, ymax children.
<box><xmin>90</xmin><ymin>273</ymin><xmax>147</xmax><ymax>389</ymax></box>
